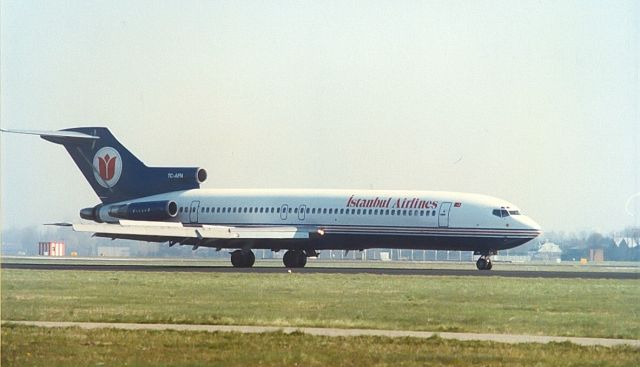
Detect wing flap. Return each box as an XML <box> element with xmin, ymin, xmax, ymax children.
<box><xmin>72</xmin><ymin>221</ymin><xmax>309</xmax><ymax>240</ymax></box>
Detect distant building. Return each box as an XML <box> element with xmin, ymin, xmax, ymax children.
<box><xmin>589</xmin><ymin>248</ymin><xmax>604</xmax><ymax>262</ymax></box>
<box><xmin>38</xmin><ymin>242</ymin><xmax>65</xmax><ymax>257</ymax></box>
<box><xmin>533</xmin><ymin>242</ymin><xmax>562</xmax><ymax>262</ymax></box>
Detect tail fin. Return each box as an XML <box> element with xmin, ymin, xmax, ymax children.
<box><xmin>3</xmin><ymin>127</ymin><xmax>207</xmax><ymax>203</ymax></box>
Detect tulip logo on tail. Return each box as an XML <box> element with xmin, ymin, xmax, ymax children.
<box><xmin>93</xmin><ymin>147</ymin><xmax>122</xmax><ymax>188</ymax></box>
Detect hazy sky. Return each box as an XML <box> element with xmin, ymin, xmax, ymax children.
<box><xmin>1</xmin><ymin>0</ymin><xmax>638</xmax><ymax>233</ymax></box>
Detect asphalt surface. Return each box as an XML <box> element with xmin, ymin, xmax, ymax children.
<box><xmin>4</xmin><ymin>320</ymin><xmax>639</xmax><ymax>347</ymax></box>
<box><xmin>2</xmin><ymin>262</ymin><xmax>638</xmax><ymax>279</ymax></box>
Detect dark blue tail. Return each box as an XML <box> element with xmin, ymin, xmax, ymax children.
<box><xmin>42</xmin><ymin>127</ymin><xmax>206</xmax><ymax>204</ymax></box>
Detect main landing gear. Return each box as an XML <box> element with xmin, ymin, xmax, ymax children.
<box><xmin>283</xmin><ymin>250</ymin><xmax>307</xmax><ymax>268</ymax></box>
<box><xmin>230</xmin><ymin>249</ymin><xmax>255</xmax><ymax>268</ymax></box>
<box><xmin>476</xmin><ymin>255</ymin><xmax>493</xmax><ymax>271</ymax></box>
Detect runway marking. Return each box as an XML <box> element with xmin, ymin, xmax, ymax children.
<box><xmin>3</xmin><ymin>320</ymin><xmax>638</xmax><ymax>347</ymax></box>
<box><xmin>2</xmin><ymin>262</ymin><xmax>638</xmax><ymax>279</ymax></box>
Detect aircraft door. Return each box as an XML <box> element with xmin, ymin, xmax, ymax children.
<box><xmin>280</xmin><ymin>204</ymin><xmax>289</xmax><ymax>220</ymax></box>
<box><xmin>298</xmin><ymin>204</ymin><xmax>307</xmax><ymax>221</ymax></box>
<box><xmin>438</xmin><ymin>202</ymin><xmax>452</xmax><ymax>227</ymax></box>
<box><xmin>190</xmin><ymin>200</ymin><xmax>200</xmax><ymax>223</ymax></box>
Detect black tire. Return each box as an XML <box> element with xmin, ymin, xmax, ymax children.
<box><xmin>283</xmin><ymin>250</ymin><xmax>296</xmax><ymax>268</ymax></box>
<box><xmin>231</xmin><ymin>250</ymin><xmax>243</xmax><ymax>268</ymax></box>
<box><xmin>244</xmin><ymin>250</ymin><xmax>255</xmax><ymax>268</ymax></box>
<box><xmin>231</xmin><ymin>250</ymin><xmax>255</xmax><ymax>268</ymax></box>
<box><xmin>283</xmin><ymin>250</ymin><xmax>306</xmax><ymax>268</ymax></box>
<box><xmin>476</xmin><ymin>258</ymin><xmax>487</xmax><ymax>270</ymax></box>
<box><xmin>486</xmin><ymin>260</ymin><xmax>493</xmax><ymax>270</ymax></box>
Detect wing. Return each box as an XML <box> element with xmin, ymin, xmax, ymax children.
<box><xmin>72</xmin><ymin>220</ymin><xmax>312</xmax><ymax>246</ymax></box>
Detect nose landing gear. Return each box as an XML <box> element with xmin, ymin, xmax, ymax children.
<box><xmin>476</xmin><ymin>255</ymin><xmax>493</xmax><ymax>270</ymax></box>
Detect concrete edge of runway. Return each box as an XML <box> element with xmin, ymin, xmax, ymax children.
<box><xmin>3</xmin><ymin>320</ymin><xmax>639</xmax><ymax>348</ymax></box>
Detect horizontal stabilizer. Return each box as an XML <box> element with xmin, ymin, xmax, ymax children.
<box><xmin>0</xmin><ymin>128</ymin><xmax>99</xmax><ymax>141</ymax></box>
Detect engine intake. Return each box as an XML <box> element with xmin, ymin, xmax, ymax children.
<box><xmin>108</xmin><ymin>200</ymin><xmax>178</xmax><ymax>221</ymax></box>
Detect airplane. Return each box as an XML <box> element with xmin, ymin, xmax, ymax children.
<box><xmin>2</xmin><ymin>127</ymin><xmax>542</xmax><ymax>270</ymax></box>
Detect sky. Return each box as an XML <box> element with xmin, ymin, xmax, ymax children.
<box><xmin>1</xmin><ymin>0</ymin><xmax>639</xmax><ymax>234</ymax></box>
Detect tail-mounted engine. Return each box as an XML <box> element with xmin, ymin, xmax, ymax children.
<box><xmin>80</xmin><ymin>200</ymin><xmax>178</xmax><ymax>223</ymax></box>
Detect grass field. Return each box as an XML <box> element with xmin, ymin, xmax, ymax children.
<box><xmin>2</xmin><ymin>324</ymin><xmax>639</xmax><ymax>367</ymax></box>
<box><xmin>2</xmin><ymin>269</ymin><xmax>639</xmax><ymax>339</ymax></box>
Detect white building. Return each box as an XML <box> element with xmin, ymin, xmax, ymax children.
<box><xmin>534</xmin><ymin>242</ymin><xmax>562</xmax><ymax>262</ymax></box>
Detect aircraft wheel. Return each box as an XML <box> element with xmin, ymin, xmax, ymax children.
<box><xmin>476</xmin><ymin>257</ymin><xmax>487</xmax><ymax>270</ymax></box>
<box><xmin>485</xmin><ymin>259</ymin><xmax>493</xmax><ymax>270</ymax></box>
<box><xmin>231</xmin><ymin>250</ymin><xmax>255</xmax><ymax>268</ymax></box>
<box><xmin>283</xmin><ymin>250</ymin><xmax>306</xmax><ymax>268</ymax></box>
<box><xmin>231</xmin><ymin>250</ymin><xmax>243</xmax><ymax>267</ymax></box>
<box><xmin>244</xmin><ymin>250</ymin><xmax>255</xmax><ymax>267</ymax></box>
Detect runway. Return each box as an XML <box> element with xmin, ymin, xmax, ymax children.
<box><xmin>2</xmin><ymin>262</ymin><xmax>638</xmax><ymax>279</ymax></box>
<box><xmin>5</xmin><ymin>320</ymin><xmax>639</xmax><ymax>347</ymax></box>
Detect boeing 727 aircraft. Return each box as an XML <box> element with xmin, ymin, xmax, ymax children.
<box><xmin>2</xmin><ymin>127</ymin><xmax>542</xmax><ymax>270</ymax></box>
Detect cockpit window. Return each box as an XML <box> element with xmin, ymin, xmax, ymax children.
<box><xmin>508</xmin><ymin>210</ymin><xmax>521</xmax><ymax>215</ymax></box>
<box><xmin>492</xmin><ymin>209</ymin><xmax>510</xmax><ymax>218</ymax></box>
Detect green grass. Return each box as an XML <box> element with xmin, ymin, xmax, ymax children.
<box><xmin>2</xmin><ymin>269</ymin><xmax>639</xmax><ymax>339</ymax></box>
<box><xmin>2</xmin><ymin>325</ymin><xmax>638</xmax><ymax>367</ymax></box>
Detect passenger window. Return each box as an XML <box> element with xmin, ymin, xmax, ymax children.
<box><xmin>276</xmin><ymin>207</ymin><xmax>280</xmax><ymax>213</ymax></box>
<box><xmin>340</xmin><ymin>209</ymin><xmax>344</xmax><ymax>214</ymax></box>
<box><xmin>179</xmin><ymin>207</ymin><xmax>183</xmax><ymax>213</ymax></box>
<box><xmin>312</xmin><ymin>208</ymin><xmax>316</xmax><ymax>214</ymax></box>
<box><xmin>385</xmin><ymin>209</ymin><xmax>389</xmax><ymax>215</ymax></box>
<box><xmin>408</xmin><ymin>210</ymin><xmax>412</xmax><ymax>216</ymax></box>
<box><xmin>288</xmin><ymin>208</ymin><xmax>292</xmax><ymax>213</ymax></box>
<box><xmin>402</xmin><ymin>210</ymin><xmax>407</xmax><ymax>216</ymax></box>
<box><xmin>374</xmin><ymin>209</ymin><xmax>378</xmax><ymax>215</ymax></box>
<box><xmin>391</xmin><ymin>210</ymin><xmax>395</xmax><ymax>215</ymax></box>
<box><xmin>306</xmin><ymin>208</ymin><xmax>310</xmax><ymax>214</ymax></box>
<box><xmin>321</xmin><ymin>208</ymin><xmax>325</xmax><ymax>214</ymax></box>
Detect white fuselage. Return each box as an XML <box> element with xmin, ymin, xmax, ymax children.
<box><xmin>95</xmin><ymin>189</ymin><xmax>541</xmax><ymax>252</ymax></box>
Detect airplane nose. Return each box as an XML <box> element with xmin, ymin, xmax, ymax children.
<box><xmin>521</xmin><ymin>216</ymin><xmax>543</xmax><ymax>236</ymax></box>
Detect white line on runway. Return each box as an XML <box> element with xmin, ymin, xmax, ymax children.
<box><xmin>3</xmin><ymin>320</ymin><xmax>638</xmax><ymax>347</ymax></box>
